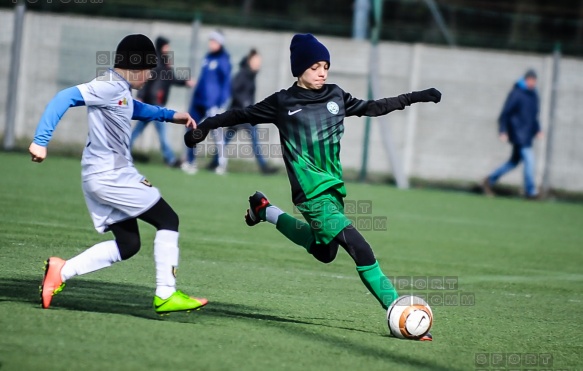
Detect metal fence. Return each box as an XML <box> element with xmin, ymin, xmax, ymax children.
<box><xmin>2</xmin><ymin>9</ymin><xmax>582</xmax><ymax>192</ymax></box>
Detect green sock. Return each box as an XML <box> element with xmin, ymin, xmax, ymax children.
<box><xmin>275</xmin><ymin>213</ymin><xmax>314</xmax><ymax>251</ymax></box>
<box><xmin>356</xmin><ymin>261</ymin><xmax>398</xmax><ymax>309</ymax></box>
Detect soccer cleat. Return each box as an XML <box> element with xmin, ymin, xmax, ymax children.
<box><xmin>40</xmin><ymin>257</ymin><xmax>66</xmax><ymax>309</ymax></box>
<box><xmin>180</xmin><ymin>162</ymin><xmax>198</xmax><ymax>175</ymax></box>
<box><xmin>417</xmin><ymin>332</ymin><xmax>433</xmax><ymax>341</ymax></box>
<box><xmin>153</xmin><ymin>290</ymin><xmax>208</xmax><ymax>314</ymax></box>
<box><xmin>245</xmin><ymin>191</ymin><xmax>270</xmax><ymax>226</ymax></box>
<box><xmin>214</xmin><ymin>165</ymin><xmax>227</xmax><ymax>176</ymax></box>
<box><xmin>482</xmin><ymin>177</ymin><xmax>495</xmax><ymax>197</ymax></box>
<box><xmin>388</xmin><ymin>331</ymin><xmax>433</xmax><ymax>341</ymax></box>
<box><xmin>260</xmin><ymin>166</ymin><xmax>279</xmax><ymax>175</ymax></box>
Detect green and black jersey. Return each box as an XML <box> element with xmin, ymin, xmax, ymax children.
<box><xmin>200</xmin><ymin>83</ymin><xmax>414</xmax><ymax>204</ymax></box>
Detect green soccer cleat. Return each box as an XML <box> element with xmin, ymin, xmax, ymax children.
<box><xmin>153</xmin><ymin>290</ymin><xmax>208</xmax><ymax>314</ymax></box>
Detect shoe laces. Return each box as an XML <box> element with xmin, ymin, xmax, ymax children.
<box><xmin>174</xmin><ymin>290</ymin><xmax>190</xmax><ymax>299</ymax></box>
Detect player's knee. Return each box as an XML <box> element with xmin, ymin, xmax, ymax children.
<box><xmin>117</xmin><ymin>235</ymin><xmax>141</xmax><ymax>260</ymax></box>
<box><xmin>310</xmin><ymin>242</ymin><xmax>337</xmax><ymax>264</ymax></box>
<box><xmin>318</xmin><ymin>255</ymin><xmax>336</xmax><ymax>264</ymax></box>
<box><xmin>160</xmin><ymin>209</ymin><xmax>179</xmax><ymax>231</ymax></box>
<box><xmin>154</xmin><ymin>204</ymin><xmax>179</xmax><ymax>231</ymax></box>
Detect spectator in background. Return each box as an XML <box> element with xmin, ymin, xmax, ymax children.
<box><xmin>483</xmin><ymin>69</ymin><xmax>543</xmax><ymax>199</ymax></box>
<box><xmin>130</xmin><ymin>36</ymin><xmax>193</xmax><ymax>168</ymax></box>
<box><xmin>182</xmin><ymin>30</ymin><xmax>231</xmax><ymax>175</ymax></box>
<box><xmin>210</xmin><ymin>49</ymin><xmax>278</xmax><ymax>175</ymax></box>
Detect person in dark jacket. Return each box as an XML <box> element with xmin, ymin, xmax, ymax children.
<box><xmin>210</xmin><ymin>49</ymin><xmax>278</xmax><ymax>175</ymax></box>
<box><xmin>182</xmin><ymin>30</ymin><xmax>231</xmax><ymax>174</ymax></box>
<box><xmin>483</xmin><ymin>69</ymin><xmax>543</xmax><ymax>198</ymax></box>
<box><xmin>130</xmin><ymin>36</ymin><xmax>193</xmax><ymax>167</ymax></box>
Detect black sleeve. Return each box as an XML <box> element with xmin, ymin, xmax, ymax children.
<box><xmin>343</xmin><ymin>90</ymin><xmax>412</xmax><ymax>117</ymax></box>
<box><xmin>199</xmin><ymin>92</ymin><xmax>279</xmax><ymax>130</ymax></box>
<box><xmin>171</xmin><ymin>77</ymin><xmax>188</xmax><ymax>87</ymax></box>
<box><xmin>230</xmin><ymin>72</ymin><xmax>247</xmax><ymax>107</ymax></box>
<box><xmin>170</xmin><ymin>69</ymin><xmax>188</xmax><ymax>87</ymax></box>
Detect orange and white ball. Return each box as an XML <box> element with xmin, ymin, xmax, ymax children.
<box><xmin>387</xmin><ymin>295</ymin><xmax>433</xmax><ymax>339</ymax></box>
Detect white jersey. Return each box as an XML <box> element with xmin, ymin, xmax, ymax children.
<box><xmin>76</xmin><ymin>70</ymin><xmax>135</xmax><ymax>178</ymax></box>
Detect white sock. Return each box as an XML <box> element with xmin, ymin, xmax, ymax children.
<box><xmin>154</xmin><ymin>230</ymin><xmax>179</xmax><ymax>299</ymax></box>
<box><xmin>266</xmin><ymin>205</ymin><xmax>284</xmax><ymax>225</ymax></box>
<box><xmin>60</xmin><ymin>240</ymin><xmax>122</xmax><ymax>282</ymax></box>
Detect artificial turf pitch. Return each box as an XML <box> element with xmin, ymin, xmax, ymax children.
<box><xmin>0</xmin><ymin>152</ymin><xmax>581</xmax><ymax>371</ymax></box>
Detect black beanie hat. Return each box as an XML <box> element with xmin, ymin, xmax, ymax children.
<box><xmin>289</xmin><ymin>33</ymin><xmax>330</xmax><ymax>77</ymax></box>
<box><xmin>114</xmin><ymin>34</ymin><xmax>157</xmax><ymax>70</ymax></box>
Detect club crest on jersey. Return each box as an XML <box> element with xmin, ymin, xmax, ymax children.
<box><xmin>327</xmin><ymin>101</ymin><xmax>339</xmax><ymax>115</ymax></box>
<box><xmin>118</xmin><ymin>97</ymin><xmax>128</xmax><ymax>106</ymax></box>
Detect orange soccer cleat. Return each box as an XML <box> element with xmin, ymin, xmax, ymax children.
<box><xmin>40</xmin><ymin>257</ymin><xmax>66</xmax><ymax>309</ymax></box>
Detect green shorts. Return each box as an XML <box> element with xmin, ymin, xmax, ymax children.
<box><xmin>295</xmin><ymin>190</ymin><xmax>352</xmax><ymax>245</ymax></box>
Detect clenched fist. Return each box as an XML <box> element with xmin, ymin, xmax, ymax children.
<box><xmin>410</xmin><ymin>88</ymin><xmax>442</xmax><ymax>104</ymax></box>
<box><xmin>29</xmin><ymin>142</ymin><xmax>47</xmax><ymax>163</ymax></box>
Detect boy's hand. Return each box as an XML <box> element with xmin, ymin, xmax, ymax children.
<box><xmin>172</xmin><ymin>112</ymin><xmax>197</xmax><ymax>129</ymax></box>
<box><xmin>29</xmin><ymin>142</ymin><xmax>47</xmax><ymax>163</ymax></box>
<box><xmin>411</xmin><ymin>88</ymin><xmax>441</xmax><ymax>104</ymax></box>
<box><xmin>184</xmin><ymin>127</ymin><xmax>209</xmax><ymax>148</ymax></box>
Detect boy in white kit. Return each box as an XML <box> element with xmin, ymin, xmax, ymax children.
<box><xmin>29</xmin><ymin>34</ymin><xmax>208</xmax><ymax>314</ymax></box>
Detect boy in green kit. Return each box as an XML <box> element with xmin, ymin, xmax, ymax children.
<box><xmin>185</xmin><ymin>34</ymin><xmax>441</xmax><ymax>339</ymax></box>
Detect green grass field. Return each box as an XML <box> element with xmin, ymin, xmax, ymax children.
<box><xmin>1</xmin><ymin>152</ymin><xmax>582</xmax><ymax>371</ymax></box>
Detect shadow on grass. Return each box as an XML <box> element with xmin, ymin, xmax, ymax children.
<box><xmin>0</xmin><ymin>276</ymin><xmax>461</xmax><ymax>371</ymax></box>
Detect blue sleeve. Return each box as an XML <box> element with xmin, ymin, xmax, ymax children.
<box><xmin>498</xmin><ymin>90</ymin><xmax>518</xmax><ymax>134</ymax></box>
<box><xmin>218</xmin><ymin>57</ymin><xmax>232</xmax><ymax>107</ymax></box>
<box><xmin>132</xmin><ymin>100</ymin><xmax>176</xmax><ymax>122</ymax></box>
<box><xmin>33</xmin><ymin>87</ymin><xmax>85</xmax><ymax>146</ymax></box>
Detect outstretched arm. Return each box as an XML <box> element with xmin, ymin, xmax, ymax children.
<box><xmin>29</xmin><ymin>87</ymin><xmax>86</xmax><ymax>162</ymax></box>
<box><xmin>184</xmin><ymin>92</ymin><xmax>278</xmax><ymax>148</ymax></box>
<box><xmin>345</xmin><ymin>88</ymin><xmax>441</xmax><ymax>117</ymax></box>
<box><xmin>132</xmin><ymin>100</ymin><xmax>175</xmax><ymax>122</ymax></box>
<box><xmin>132</xmin><ymin>100</ymin><xmax>196</xmax><ymax>129</ymax></box>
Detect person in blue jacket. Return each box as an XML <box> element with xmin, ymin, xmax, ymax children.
<box><xmin>182</xmin><ymin>30</ymin><xmax>231</xmax><ymax>174</ymax></box>
<box><xmin>483</xmin><ymin>69</ymin><xmax>543</xmax><ymax>199</ymax></box>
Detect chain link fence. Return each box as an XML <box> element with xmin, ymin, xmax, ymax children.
<box><xmin>2</xmin><ymin>9</ymin><xmax>582</xmax><ymax>192</ymax></box>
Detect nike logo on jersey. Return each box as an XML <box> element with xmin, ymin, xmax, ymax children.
<box><xmin>288</xmin><ymin>109</ymin><xmax>302</xmax><ymax>116</ymax></box>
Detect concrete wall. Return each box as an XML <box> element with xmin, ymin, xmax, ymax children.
<box><xmin>2</xmin><ymin>10</ymin><xmax>582</xmax><ymax>192</ymax></box>
<box><xmin>0</xmin><ymin>10</ymin><xmax>14</xmax><ymax>135</ymax></box>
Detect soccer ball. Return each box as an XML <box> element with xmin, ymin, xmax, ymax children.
<box><xmin>386</xmin><ymin>295</ymin><xmax>433</xmax><ymax>339</ymax></box>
